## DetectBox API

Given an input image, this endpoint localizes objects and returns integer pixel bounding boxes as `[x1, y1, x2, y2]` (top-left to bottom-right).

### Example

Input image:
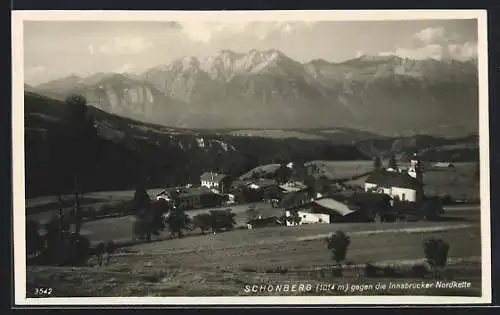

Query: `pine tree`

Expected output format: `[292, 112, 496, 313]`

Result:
[48, 94, 101, 236]
[373, 155, 382, 170]
[388, 154, 398, 170]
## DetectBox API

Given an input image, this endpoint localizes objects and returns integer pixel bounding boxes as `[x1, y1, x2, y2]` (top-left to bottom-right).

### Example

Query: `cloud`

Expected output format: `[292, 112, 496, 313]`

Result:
[381, 26, 477, 61]
[26, 65, 46, 75]
[179, 21, 315, 43]
[92, 36, 153, 55]
[24, 65, 47, 85]
[355, 50, 365, 58]
[112, 63, 135, 73]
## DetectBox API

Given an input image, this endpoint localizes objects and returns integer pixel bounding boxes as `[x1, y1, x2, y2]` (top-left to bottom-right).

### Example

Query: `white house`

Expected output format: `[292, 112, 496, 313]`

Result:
[285, 210, 330, 226]
[364, 170, 423, 203]
[200, 172, 229, 192]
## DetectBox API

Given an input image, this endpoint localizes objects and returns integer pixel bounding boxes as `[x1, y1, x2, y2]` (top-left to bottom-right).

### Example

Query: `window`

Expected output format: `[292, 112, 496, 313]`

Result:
[402, 193, 406, 201]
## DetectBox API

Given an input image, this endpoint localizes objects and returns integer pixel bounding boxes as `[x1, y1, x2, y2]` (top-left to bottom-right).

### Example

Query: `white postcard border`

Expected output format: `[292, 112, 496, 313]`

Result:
[11, 9, 491, 306]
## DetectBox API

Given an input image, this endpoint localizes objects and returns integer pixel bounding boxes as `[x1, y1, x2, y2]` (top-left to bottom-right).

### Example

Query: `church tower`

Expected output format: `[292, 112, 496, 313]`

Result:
[407, 152, 423, 183]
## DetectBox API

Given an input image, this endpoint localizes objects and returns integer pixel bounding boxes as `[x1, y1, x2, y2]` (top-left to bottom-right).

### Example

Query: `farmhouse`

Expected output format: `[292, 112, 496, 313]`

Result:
[283, 193, 372, 225]
[364, 170, 424, 203]
[285, 211, 331, 226]
[169, 186, 227, 210]
[200, 172, 232, 193]
[365, 154, 423, 203]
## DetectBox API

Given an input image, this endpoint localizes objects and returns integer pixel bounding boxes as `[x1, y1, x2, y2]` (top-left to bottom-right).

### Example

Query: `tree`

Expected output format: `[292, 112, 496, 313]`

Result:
[211, 209, 236, 232]
[325, 231, 351, 276]
[317, 175, 331, 195]
[285, 211, 302, 226]
[47, 94, 101, 237]
[388, 154, 398, 170]
[165, 208, 191, 239]
[26, 219, 44, 257]
[291, 162, 308, 182]
[304, 175, 317, 197]
[423, 237, 450, 279]
[275, 164, 293, 184]
[192, 213, 213, 234]
[373, 155, 382, 170]
[133, 185, 151, 213]
[133, 199, 170, 242]
[421, 198, 444, 220]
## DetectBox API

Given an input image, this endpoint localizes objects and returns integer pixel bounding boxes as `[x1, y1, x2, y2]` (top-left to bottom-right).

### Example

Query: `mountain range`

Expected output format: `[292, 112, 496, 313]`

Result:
[27, 49, 479, 137]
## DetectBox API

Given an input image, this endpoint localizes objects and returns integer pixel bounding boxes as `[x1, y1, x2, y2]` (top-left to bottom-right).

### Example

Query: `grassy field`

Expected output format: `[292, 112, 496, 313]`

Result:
[340, 162, 479, 201]
[26, 209, 482, 297]
[423, 163, 479, 200]
[31, 201, 280, 243]
[306, 160, 374, 180]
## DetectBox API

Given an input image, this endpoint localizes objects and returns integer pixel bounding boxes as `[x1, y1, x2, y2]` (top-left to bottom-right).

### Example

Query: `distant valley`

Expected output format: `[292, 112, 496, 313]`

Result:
[24, 88, 479, 198]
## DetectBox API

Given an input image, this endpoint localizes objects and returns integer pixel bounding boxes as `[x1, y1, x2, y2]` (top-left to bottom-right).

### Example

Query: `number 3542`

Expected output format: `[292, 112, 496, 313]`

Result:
[34, 288, 53, 296]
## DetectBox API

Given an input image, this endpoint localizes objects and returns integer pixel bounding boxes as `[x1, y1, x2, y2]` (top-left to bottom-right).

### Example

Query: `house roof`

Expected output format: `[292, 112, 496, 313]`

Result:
[200, 172, 227, 182]
[280, 181, 307, 192]
[250, 178, 278, 188]
[366, 170, 422, 190]
[313, 198, 356, 217]
[279, 190, 311, 209]
[347, 192, 393, 207]
[169, 186, 220, 198]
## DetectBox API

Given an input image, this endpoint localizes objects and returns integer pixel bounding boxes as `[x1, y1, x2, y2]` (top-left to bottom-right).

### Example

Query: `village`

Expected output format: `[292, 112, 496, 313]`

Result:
[151, 153, 446, 234]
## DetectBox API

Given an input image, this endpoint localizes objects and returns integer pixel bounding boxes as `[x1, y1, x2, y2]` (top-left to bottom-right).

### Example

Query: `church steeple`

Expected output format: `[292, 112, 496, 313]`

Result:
[407, 152, 423, 183]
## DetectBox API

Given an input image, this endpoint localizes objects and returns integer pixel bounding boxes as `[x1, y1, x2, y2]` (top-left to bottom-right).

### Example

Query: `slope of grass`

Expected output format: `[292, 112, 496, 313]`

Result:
[26, 226, 481, 297]
[26, 210, 481, 297]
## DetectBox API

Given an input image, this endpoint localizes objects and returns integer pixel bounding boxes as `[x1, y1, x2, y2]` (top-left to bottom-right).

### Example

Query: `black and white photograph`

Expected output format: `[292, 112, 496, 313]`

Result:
[12, 10, 490, 305]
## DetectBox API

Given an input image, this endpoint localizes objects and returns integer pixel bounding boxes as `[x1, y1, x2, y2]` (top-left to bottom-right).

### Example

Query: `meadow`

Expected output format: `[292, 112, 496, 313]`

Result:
[306, 160, 374, 180]
[323, 161, 480, 202]
[26, 208, 481, 297]
[423, 163, 479, 201]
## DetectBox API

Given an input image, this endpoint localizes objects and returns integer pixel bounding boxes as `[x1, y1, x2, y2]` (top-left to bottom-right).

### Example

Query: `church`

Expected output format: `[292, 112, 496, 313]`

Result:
[364, 154, 424, 204]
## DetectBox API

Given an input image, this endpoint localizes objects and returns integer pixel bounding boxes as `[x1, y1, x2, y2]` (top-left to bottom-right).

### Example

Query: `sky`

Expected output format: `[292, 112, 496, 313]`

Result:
[23, 19, 478, 86]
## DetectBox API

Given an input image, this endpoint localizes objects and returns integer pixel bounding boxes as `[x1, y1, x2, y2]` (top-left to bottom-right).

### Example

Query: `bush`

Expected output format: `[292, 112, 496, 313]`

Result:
[410, 263, 429, 278]
[363, 262, 382, 278]
[325, 231, 351, 266]
[209, 210, 236, 232]
[40, 231, 91, 266]
[423, 237, 450, 279]
[64, 234, 91, 266]
[423, 237, 450, 268]
[192, 213, 213, 234]
[441, 195, 454, 205]
[382, 266, 399, 277]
